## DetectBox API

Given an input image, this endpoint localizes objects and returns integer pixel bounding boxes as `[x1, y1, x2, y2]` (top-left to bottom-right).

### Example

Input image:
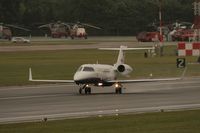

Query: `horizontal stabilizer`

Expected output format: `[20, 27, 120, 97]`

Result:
[99, 45, 154, 65]
[99, 46, 154, 51]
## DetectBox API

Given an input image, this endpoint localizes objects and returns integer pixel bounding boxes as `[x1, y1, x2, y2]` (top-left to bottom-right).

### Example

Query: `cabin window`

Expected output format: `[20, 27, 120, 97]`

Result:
[83, 67, 94, 72]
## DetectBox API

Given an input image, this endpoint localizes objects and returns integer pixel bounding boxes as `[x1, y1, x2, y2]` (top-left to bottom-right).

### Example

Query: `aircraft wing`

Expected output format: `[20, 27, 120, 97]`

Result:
[107, 77, 181, 84]
[108, 67, 187, 83]
[29, 68, 74, 83]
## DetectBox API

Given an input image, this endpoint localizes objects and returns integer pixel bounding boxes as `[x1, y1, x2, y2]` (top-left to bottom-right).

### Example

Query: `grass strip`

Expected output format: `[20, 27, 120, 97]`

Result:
[0, 46, 199, 86]
[0, 109, 200, 133]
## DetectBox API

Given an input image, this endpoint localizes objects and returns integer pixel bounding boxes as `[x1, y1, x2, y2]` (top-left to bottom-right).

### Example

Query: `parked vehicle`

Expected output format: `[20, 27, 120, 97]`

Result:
[172, 29, 196, 41]
[136, 31, 162, 42]
[11, 37, 30, 43]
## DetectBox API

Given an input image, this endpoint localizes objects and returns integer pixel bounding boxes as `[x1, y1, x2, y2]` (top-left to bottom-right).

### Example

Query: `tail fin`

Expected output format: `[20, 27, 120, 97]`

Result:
[99, 45, 127, 65]
[116, 46, 127, 65]
[99, 45, 155, 65]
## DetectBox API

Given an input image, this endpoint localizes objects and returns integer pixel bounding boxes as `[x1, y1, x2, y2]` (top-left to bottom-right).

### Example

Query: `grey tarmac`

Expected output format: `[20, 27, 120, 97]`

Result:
[0, 77, 200, 124]
[0, 36, 176, 52]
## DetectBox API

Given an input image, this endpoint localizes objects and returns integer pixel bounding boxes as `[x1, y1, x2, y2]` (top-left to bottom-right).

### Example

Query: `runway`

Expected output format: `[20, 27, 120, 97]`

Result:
[0, 77, 200, 123]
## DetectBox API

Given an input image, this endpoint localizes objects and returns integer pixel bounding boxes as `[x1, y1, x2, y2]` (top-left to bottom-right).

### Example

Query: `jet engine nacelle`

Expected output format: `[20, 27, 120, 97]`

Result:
[116, 64, 133, 75]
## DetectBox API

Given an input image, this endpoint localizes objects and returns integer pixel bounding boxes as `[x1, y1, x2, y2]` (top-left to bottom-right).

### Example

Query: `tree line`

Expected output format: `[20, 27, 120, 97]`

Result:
[0, 0, 194, 36]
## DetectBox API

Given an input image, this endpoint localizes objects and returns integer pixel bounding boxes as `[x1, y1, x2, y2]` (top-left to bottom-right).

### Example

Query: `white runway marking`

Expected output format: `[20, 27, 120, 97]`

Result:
[1, 103, 200, 124]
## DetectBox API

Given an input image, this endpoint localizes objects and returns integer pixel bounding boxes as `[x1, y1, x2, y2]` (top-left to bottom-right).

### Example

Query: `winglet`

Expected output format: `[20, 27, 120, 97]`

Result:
[29, 68, 32, 81]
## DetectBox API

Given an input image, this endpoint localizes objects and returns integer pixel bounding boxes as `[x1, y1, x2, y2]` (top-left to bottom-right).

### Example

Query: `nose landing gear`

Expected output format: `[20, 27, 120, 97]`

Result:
[78, 83, 124, 95]
[79, 84, 91, 94]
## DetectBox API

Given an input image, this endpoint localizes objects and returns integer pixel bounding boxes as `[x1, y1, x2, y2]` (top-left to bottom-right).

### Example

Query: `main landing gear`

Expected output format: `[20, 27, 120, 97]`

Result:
[115, 83, 122, 94]
[78, 83, 123, 95]
[79, 84, 91, 94]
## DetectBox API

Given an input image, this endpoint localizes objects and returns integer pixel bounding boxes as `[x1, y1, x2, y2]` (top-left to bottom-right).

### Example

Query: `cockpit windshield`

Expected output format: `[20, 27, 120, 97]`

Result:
[77, 67, 83, 72]
[83, 67, 95, 72]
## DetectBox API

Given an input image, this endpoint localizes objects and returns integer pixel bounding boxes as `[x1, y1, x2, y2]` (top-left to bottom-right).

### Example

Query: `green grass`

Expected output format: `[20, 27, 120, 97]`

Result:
[0, 110, 200, 133]
[0, 46, 199, 86]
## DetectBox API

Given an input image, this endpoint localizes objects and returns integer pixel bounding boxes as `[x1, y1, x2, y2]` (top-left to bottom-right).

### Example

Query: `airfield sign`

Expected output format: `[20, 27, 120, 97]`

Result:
[177, 58, 186, 68]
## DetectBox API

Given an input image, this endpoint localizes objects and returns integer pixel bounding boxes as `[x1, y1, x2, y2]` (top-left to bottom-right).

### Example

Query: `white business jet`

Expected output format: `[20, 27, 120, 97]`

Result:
[29, 46, 183, 94]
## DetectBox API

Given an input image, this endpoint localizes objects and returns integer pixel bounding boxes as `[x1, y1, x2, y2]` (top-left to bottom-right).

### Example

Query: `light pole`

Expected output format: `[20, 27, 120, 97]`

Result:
[159, 0, 163, 43]
[158, 0, 164, 56]
[193, 0, 200, 41]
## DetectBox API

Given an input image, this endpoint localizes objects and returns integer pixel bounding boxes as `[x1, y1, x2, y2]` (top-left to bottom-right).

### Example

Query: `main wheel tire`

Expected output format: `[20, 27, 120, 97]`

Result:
[115, 88, 122, 94]
[118, 88, 122, 94]
[85, 87, 91, 94]
[115, 88, 119, 94]
[88, 87, 91, 94]
[79, 88, 82, 94]
[85, 88, 88, 94]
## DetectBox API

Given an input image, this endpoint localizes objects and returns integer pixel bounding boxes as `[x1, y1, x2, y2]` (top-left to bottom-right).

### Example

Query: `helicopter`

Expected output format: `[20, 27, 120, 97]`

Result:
[68, 22, 101, 39]
[39, 21, 101, 39]
[0, 23, 30, 40]
[38, 21, 70, 38]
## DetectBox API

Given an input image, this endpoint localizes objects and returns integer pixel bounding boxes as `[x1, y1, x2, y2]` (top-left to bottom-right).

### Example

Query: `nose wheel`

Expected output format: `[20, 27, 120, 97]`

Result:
[79, 85, 91, 94]
[85, 87, 91, 94]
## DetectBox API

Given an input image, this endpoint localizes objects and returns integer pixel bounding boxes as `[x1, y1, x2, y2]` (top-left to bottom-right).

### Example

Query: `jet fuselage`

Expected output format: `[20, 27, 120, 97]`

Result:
[74, 64, 118, 86]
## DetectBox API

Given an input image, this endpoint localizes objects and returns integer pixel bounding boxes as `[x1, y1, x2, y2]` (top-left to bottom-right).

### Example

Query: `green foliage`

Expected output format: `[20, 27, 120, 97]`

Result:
[0, 0, 194, 35]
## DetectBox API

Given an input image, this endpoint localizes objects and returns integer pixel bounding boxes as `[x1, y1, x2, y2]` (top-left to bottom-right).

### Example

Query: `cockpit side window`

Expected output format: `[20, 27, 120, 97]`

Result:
[83, 67, 94, 72]
[77, 67, 83, 72]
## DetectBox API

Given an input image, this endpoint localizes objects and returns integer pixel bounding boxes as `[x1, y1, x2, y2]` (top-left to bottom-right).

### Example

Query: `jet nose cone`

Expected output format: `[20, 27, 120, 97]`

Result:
[73, 72, 79, 81]
[74, 72, 82, 85]
[130, 67, 133, 72]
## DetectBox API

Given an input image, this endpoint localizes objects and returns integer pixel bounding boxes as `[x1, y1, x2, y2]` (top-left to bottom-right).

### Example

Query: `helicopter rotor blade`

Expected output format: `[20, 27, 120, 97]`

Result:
[38, 22, 71, 29]
[38, 24, 51, 28]
[82, 23, 101, 30]
[61, 23, 71, 29]
[5, 24, 30, 31]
